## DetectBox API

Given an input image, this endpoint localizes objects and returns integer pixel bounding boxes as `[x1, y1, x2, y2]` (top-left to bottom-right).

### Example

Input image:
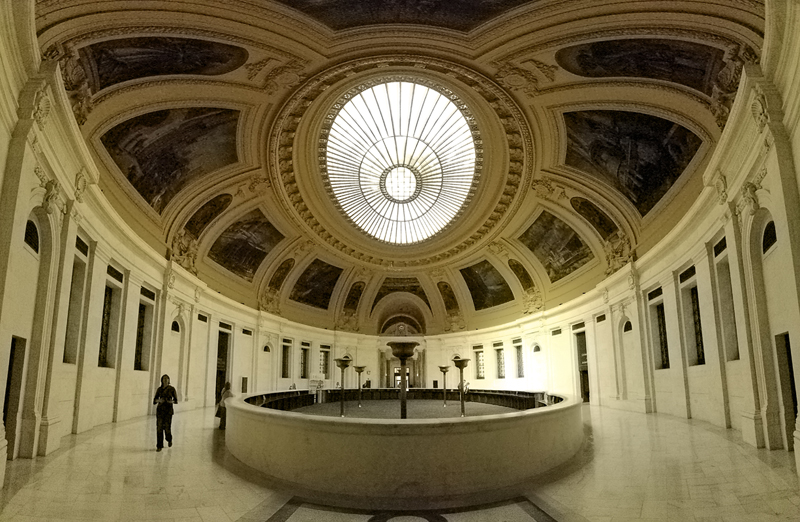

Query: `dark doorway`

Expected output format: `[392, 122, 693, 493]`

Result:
[775, 333, 797, 449]
[4, 337, 26, 460]
[393, 367, 410, 388]
[576, 331, 589, 402]
[215, 331, 229, 404]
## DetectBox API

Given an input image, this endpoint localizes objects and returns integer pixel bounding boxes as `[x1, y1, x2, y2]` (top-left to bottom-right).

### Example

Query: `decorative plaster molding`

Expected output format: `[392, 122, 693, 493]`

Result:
[170, 229, 198, 275]
[270, 55, 531, 267]
[34, 165, 48, 187]
[713, 170, 728, 204]
[521, 287, 544, 314]
[531, 177, 568, 201]
[33, 88, 52, 130]
[604, 231, 634, 276]
[74, 168, 90, 203]
[751, 89, 769, 133]
[42, 179, 61, 214]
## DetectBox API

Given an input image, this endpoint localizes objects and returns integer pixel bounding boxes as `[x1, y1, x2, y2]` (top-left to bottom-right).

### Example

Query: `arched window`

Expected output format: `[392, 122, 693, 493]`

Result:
[171, 321, 180, 332]
[24, 220, 39, 253]
[532, 344, 541, 352]
[762, 221, 777, 254]
[623, 321, 633, 332]
[263, 345, 271, 352]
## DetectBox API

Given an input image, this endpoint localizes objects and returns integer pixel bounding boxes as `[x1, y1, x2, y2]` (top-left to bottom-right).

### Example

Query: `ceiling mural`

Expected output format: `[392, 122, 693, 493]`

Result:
[36, 0, 763, 333]
[344, 282, 365, 313]
[570, 197, 619, 240]
[437, 281, 460, 315]
[508, 259, 535, 292]
[185, 194, 233, 238]
[101, 108, 239, 214]
[268, 258, 295, 292]
[371, 278, 432, 311]
[78, 37, 249, 93]
[460, 260, 514, 311]
[555, 39, 726, 95]
[563, 110, 703, 216]
[518, 211, 594, 283]
[275, 0, 532, 31]
[289, 259, 344, 309]
[207, 209, 285, 282]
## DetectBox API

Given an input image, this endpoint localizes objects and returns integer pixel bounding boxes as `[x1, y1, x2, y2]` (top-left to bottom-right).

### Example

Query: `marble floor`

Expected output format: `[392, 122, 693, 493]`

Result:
[0, 405, 797, 521]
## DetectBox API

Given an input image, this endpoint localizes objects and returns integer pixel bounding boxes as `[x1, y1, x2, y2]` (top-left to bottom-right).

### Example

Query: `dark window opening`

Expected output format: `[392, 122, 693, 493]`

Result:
[24, 221, 39, 253]
[763, 221, 777, 253]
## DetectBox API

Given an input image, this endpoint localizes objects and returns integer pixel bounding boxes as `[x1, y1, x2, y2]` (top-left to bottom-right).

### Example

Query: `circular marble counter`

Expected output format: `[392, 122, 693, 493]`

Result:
[225, 392, 583, 509]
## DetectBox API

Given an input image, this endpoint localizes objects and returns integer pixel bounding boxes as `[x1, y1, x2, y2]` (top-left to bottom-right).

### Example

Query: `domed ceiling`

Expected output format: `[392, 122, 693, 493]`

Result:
[35, 0, 764, 334]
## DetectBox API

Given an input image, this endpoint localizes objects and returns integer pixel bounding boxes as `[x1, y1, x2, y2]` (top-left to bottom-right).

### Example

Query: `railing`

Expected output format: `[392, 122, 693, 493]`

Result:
[244, 388, 562, 412]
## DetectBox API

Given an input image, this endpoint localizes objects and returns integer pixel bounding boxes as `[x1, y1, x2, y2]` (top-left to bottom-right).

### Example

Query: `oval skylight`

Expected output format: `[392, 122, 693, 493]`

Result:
[321, 80, 480, 244]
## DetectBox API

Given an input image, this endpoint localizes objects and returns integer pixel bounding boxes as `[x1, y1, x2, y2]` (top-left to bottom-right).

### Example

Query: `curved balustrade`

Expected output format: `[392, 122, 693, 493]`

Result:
[245, 388, 563, 412]
[228, 389, 584, 509]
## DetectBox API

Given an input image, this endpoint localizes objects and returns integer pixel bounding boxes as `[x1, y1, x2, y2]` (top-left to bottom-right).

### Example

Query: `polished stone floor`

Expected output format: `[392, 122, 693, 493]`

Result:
[0, 404, 797, 521]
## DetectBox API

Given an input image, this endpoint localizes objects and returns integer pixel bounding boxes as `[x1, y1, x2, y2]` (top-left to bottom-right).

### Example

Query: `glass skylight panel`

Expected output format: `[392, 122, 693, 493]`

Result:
[322, 80, 479, 244]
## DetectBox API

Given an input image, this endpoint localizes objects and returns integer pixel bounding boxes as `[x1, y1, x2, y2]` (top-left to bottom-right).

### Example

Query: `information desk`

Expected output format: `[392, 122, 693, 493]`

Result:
[226, 390, 583, 509]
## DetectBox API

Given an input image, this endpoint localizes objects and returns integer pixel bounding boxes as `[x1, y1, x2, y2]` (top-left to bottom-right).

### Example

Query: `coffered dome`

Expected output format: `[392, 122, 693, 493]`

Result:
[36, 0, 764, 334]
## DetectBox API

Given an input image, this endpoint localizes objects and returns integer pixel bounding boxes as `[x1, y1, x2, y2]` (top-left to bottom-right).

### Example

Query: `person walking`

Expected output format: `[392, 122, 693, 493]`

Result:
[153, 374, 178, 451]
[216, 382, 234, 430]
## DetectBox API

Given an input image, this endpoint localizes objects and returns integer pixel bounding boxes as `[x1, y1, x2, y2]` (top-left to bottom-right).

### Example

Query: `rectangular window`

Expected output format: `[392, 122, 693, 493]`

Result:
[300, 342, 310, 379]
[134, 303, 146, 370]
[496, 348, 505, 379]
[653, 302, 669, 369]
[319, 344, 331, 379]
[514, 338, 523, 378]
[63, 255, 87, 364]
[473, 344, 485, 379]
[98, 285, 115, 368]
[714, 255, 740, 361]
[281, 338, 292, 378]
[689, 286, 705, 365]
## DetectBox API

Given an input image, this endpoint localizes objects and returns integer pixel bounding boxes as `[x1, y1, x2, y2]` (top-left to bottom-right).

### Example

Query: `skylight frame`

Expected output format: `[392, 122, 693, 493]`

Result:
[320, 77, 482, 245]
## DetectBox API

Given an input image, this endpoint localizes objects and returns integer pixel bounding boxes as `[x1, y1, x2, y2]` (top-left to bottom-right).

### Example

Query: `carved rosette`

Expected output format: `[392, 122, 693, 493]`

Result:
[269, 55, 532, 268]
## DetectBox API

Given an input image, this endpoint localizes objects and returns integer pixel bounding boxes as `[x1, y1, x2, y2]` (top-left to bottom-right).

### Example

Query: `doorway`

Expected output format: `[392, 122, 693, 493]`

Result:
[775, 333, 797, 450]
[215, 331, 229, 404]
[576, 331, 589, 402]
[393, 367, 410, 388]
[4, 337, 26, 460]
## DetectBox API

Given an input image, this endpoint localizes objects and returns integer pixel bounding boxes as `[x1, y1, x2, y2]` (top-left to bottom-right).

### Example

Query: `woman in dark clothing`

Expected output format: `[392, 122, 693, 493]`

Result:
[153, 374, 178, 451]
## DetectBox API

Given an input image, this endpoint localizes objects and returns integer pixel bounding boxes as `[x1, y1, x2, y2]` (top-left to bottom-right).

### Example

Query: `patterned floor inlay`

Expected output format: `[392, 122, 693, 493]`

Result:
[264, 496, 557, 522]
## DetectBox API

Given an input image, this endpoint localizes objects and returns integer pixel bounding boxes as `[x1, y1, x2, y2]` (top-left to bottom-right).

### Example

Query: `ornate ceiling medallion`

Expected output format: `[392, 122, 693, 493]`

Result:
[321, 79, 480, 244]
[270, 55, 531, 268]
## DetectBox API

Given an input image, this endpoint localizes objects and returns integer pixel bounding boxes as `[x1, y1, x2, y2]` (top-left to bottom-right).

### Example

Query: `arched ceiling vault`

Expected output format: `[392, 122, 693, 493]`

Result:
[35, 0, 765, 334]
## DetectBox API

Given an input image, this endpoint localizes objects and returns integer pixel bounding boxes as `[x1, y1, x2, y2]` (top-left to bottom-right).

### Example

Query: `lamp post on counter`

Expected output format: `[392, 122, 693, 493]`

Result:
[334, 356, 352, 417]
[353, 365, 366, 407]
[438, 365, 450, 407]
[387, 341, 419, 419]
[452, 355, 470, 418]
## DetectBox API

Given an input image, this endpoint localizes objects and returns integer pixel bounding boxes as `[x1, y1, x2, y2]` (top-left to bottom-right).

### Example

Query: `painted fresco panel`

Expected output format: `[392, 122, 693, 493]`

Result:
[555, 39, 725, 95]
[518, 211, 595, 283]
[79, 37, 248, 92]
[564, 110, 702, 216]
[101, 108, 239, 214]
[343, 282, 365, 312]
[371, 278, 431, 311]
[460, 260, 514, 311]
[276, 0, 530, 31]
[268, 259, 295, 291]
[508, 259, 535, 291]
[437, 281, 460, 313]
[207, 209, 285, 282]
[185, 194, 232, 238]
[570, 197, 618, 240]
[290, 259, 344, 309]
